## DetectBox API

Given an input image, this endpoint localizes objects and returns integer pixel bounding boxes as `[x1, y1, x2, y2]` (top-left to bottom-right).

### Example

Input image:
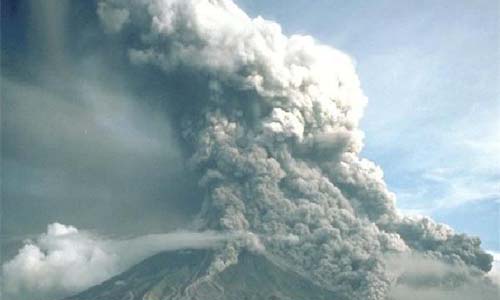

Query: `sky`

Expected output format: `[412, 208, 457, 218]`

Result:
[235, 0, 500, 251]
[1, 0, 204, 259]
[1, 0, 497, 257]
[1, 1, 499, 299]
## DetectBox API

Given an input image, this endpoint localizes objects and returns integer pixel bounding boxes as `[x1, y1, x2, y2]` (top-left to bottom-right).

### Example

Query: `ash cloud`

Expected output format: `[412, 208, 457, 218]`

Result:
[94, 0, 495, 299]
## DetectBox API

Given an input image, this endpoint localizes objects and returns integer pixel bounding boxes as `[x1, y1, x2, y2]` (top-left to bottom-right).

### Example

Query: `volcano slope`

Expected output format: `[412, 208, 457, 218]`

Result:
[63, 249, 339, 300]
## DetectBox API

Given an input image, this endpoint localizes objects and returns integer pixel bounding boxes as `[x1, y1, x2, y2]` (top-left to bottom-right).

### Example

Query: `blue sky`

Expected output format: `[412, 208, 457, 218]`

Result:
[236, 0, 499, 251]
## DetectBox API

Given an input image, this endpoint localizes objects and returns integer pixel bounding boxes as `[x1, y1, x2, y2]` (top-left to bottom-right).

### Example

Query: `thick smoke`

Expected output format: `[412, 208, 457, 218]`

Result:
[2, 223, 233, 300]
[93, 0, 494, 299]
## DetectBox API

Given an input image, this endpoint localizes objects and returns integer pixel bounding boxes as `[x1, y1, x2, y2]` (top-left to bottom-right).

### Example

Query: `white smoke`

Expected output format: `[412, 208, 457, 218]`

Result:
[94, 0, 494, 299]
[386, 252, 499, 300]
[1, 223, 233, 300]
[487, 251, 500, 285]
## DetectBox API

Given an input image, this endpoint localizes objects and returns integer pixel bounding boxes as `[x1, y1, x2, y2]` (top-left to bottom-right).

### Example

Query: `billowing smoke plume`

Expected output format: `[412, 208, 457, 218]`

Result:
[2, 223, 234, 300]
[94, 0, 494, 299]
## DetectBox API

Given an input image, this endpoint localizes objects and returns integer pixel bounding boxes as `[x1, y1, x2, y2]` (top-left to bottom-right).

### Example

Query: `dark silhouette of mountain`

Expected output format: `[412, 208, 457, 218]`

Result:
[63, 249, 338, 300]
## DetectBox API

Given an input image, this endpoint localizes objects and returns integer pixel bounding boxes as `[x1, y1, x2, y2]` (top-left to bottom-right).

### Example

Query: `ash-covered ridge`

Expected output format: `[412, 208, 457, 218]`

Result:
[63, 249, 339, 300]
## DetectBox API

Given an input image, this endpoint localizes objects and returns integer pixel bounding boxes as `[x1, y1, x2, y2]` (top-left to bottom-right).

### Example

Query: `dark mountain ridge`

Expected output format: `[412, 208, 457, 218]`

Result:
[63, 249, 339, 300]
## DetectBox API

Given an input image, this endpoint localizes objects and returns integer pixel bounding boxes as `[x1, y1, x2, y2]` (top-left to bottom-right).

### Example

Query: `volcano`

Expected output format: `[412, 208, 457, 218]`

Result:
[63, 249, 338, 300]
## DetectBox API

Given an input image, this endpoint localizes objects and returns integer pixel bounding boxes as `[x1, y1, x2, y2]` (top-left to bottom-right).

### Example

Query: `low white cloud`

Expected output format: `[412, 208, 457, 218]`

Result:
[2, 223, 233, 300]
